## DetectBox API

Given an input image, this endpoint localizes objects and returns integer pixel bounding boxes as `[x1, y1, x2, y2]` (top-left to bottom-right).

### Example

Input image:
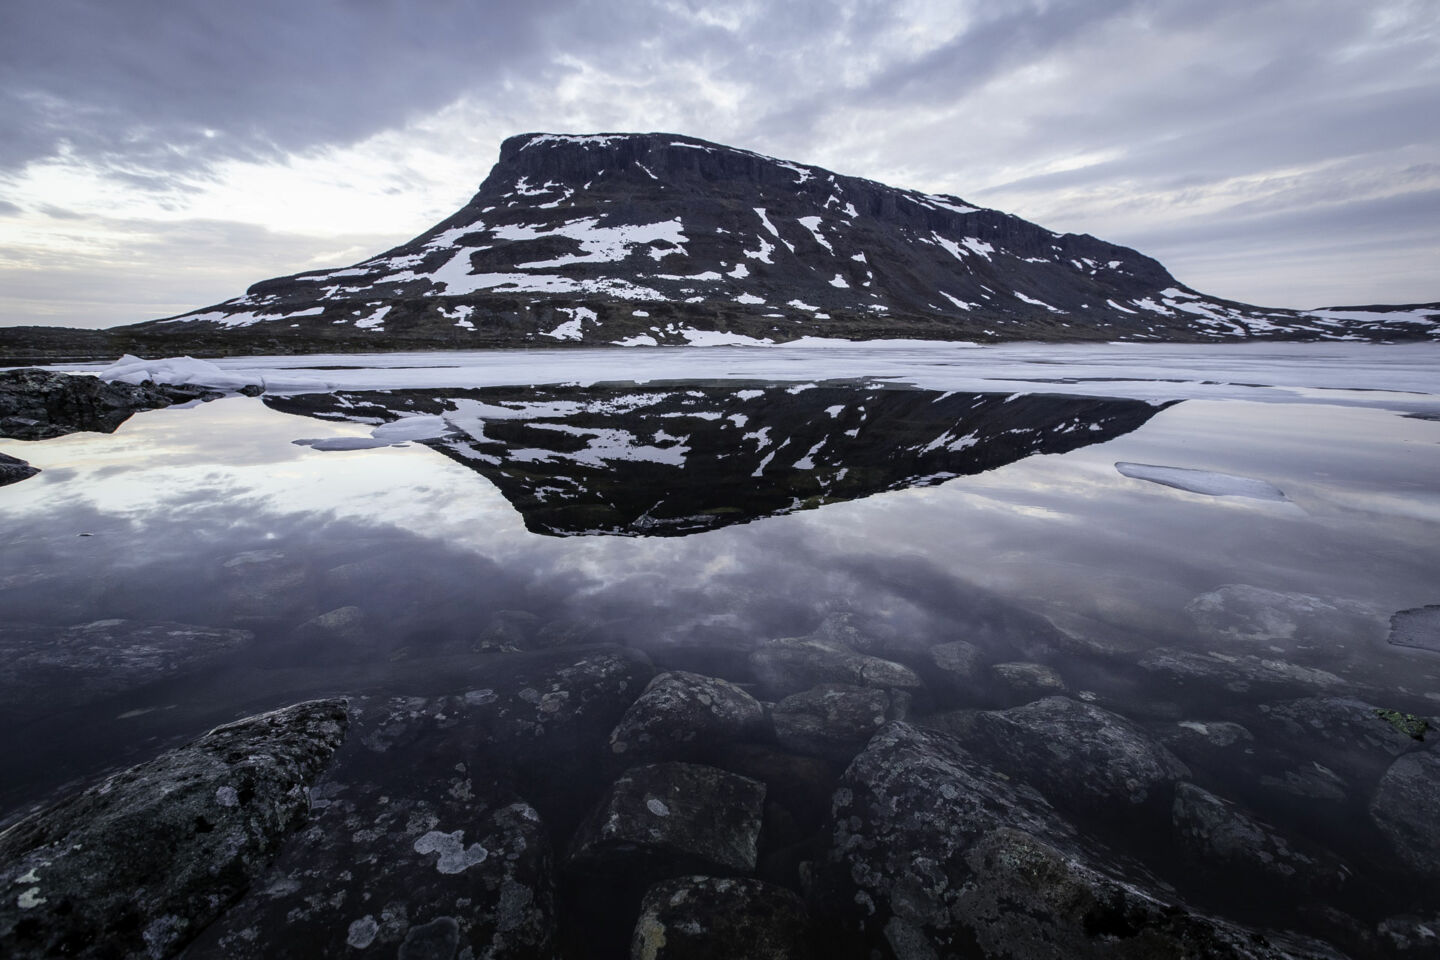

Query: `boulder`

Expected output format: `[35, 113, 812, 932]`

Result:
[184, 765, 554, 959]
[771, 683, 901, 762]
[1260, 697, 1430, 759]
[568, 762, 767, 879]
[0, 451, 38, 487]
[608, 671, 767, 762]
[1369, 751, 1440, 878]
[0, 699, 348, 959]
[960, 696, 1189, 812]
[631, 876, 811, 960]
[749, 636, 923, 700]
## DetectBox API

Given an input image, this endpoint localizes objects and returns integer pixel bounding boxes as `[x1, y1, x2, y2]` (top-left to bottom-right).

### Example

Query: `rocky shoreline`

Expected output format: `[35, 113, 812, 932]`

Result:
[2, 625, 1436, 959]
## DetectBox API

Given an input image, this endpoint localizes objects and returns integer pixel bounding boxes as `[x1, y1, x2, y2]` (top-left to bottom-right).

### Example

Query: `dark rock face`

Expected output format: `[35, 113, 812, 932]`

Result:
[771, 683, 903, 762]
[0, 619, 253, 721]
[608, 671, 767, 762]
[819, 722, 1343, 959]
[0, 367, 217, 440]
[266, 383, 1172, 537]
[0, 699, 348, 959]
[0, 451, 38, 487]
[630, 876, 811, 960]
[568, 762, 767, 879]
[1369, 751, 1440, 878]
[114, 131, 1439, 350]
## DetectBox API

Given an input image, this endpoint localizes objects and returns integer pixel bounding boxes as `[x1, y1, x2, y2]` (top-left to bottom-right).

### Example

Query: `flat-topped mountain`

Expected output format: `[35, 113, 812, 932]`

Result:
[5, 132, 1437, 358]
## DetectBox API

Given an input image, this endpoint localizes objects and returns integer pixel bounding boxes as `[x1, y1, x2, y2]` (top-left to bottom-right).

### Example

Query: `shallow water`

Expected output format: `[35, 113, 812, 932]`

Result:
[3, 342, 1439, 953]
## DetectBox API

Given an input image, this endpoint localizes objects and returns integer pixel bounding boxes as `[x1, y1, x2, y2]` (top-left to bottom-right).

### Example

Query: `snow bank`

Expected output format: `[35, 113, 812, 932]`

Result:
[98, 355, 260, 391]
[1115, 462, 1287, 501]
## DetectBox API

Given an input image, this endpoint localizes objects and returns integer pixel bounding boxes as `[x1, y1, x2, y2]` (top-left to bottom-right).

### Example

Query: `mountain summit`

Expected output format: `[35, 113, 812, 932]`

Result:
[119, 132, 1438, 349]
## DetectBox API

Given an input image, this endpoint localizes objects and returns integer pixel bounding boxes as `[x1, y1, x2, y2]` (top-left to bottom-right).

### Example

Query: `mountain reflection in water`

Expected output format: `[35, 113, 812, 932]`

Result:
[267, 384, 1171, 536]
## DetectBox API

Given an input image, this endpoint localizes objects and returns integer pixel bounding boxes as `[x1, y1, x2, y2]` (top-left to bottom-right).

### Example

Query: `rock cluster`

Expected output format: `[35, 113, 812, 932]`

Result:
[0, 367, 221, 442]
[2, 612, 1435, 959]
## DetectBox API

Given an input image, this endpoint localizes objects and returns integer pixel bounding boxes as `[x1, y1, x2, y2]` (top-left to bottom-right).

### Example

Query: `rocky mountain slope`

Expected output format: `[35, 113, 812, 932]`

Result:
[6, 132, 1438, 357]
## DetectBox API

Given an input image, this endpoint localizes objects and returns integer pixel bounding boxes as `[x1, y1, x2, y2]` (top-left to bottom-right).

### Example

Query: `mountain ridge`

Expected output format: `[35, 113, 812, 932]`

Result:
[2, 131, 1437, 359]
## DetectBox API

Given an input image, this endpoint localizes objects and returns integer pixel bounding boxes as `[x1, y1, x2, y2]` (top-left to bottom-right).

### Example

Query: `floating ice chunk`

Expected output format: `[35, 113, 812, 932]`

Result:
[295, 414, 454, 450]
[98, 354, 260, 391]
[293, 436, 394, 451]
[1116, 462, 1287, 501]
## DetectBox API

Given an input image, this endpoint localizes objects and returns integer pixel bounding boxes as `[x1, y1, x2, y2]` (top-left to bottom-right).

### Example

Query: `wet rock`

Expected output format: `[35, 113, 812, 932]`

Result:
[1171, 782, 1348, 890]
[1166, 719, 1256, 751]
[608, 671, 767, 762]
[748, 636, 923, 700]
[1261, 697, 1430, 760]
[1389, 605, 1440, 654]
[479, 609, 541, 650]
[1369, 751, 1440, 877]
[0, 451, 38, 487]
[820, 722, 1345, 959]
[568, 762, 767, 879]
[1138, 648, 1346, 695]
[185, 761, 554, 959]
[0, 699, 348, 959]
[0, 367, 215, 440]
[631, 876, 811, 960]
[1376, 914, 1440, 956]
[0, 618, 252, 720]
[989, 660, 1066, 698]
[960, 696, 1189, 812]
[953, 826, 1350, 960]
[771, 683, 901, 762]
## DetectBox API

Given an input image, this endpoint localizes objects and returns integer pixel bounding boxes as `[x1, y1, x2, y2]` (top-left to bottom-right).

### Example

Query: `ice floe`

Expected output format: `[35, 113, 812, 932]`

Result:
[1115, 462, 1288, 501]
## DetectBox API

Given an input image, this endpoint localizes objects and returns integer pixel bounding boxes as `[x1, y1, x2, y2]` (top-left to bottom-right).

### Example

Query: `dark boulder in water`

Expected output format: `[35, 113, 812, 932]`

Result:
[631, 875, 812, 960]
[0, 698, 348, 959]
[0, 451, 38, 487]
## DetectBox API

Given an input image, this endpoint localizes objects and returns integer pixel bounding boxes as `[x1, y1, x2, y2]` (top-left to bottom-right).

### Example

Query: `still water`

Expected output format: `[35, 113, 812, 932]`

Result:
[2, 342, 1438, 953]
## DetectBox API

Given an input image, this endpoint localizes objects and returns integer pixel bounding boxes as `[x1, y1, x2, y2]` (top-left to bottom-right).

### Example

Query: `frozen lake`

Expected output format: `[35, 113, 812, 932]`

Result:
[3, 340, 1439, 957]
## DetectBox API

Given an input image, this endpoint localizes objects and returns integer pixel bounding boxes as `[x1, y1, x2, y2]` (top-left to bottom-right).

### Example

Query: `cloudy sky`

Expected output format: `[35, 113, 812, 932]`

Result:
[1, 0, 1436, 329]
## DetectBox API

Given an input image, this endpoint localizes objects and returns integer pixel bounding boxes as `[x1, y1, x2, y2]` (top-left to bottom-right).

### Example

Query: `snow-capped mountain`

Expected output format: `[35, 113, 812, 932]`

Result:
[119, 132, 1438, 348]
[266, 383, 1169, 536]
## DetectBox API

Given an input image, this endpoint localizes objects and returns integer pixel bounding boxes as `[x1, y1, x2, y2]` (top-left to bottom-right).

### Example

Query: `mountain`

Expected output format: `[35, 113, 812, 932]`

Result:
[266, 383, 1170, 536]
[5, 132, 1437, 359]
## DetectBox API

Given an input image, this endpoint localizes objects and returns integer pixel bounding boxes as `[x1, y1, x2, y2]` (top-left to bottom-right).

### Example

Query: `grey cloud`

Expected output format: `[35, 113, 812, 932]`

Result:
[0, 200, 20, 215]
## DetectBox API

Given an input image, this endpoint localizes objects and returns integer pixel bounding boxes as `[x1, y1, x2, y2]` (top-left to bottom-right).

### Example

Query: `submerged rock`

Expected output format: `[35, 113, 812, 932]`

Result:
[989, 660, 1066, 697]
[1138, 648, 1346, 694]
[0, 619, 253, 720]
[1369, 751, 1440, 878]
[771, 683, 901, 762]
[0, 699, 348, 960]
[749, 636, 923, 700]
[820, 722, 1333, 959]
[1171, 782, 1347, 890]
[631, 876, 811, 960]
[568, 762, 767, 879]
[0, 451, 38, 487]
[608, 671, 767, 762]
[958, 696, 1189, 812]
[0, 367, 219, 440]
